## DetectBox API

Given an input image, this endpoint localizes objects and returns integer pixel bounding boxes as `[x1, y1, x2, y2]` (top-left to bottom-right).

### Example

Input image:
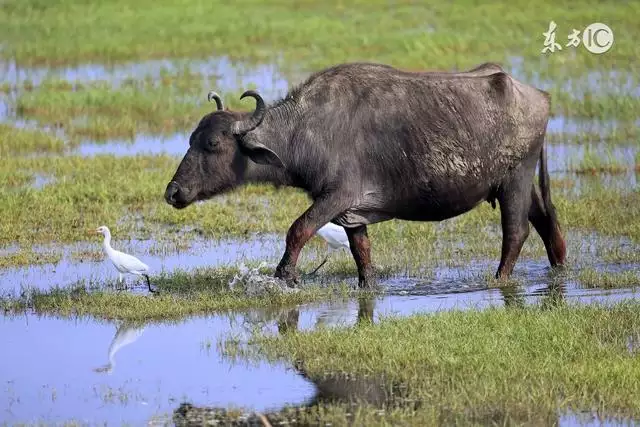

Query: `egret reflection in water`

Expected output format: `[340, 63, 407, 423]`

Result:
[93, 321, 146, 374]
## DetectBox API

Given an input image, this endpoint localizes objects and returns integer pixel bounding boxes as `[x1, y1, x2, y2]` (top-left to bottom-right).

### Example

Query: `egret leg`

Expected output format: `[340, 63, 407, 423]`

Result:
[309, 255, 330, 276]
[116, 273, 124, 291]
[143, 274, 157, 294]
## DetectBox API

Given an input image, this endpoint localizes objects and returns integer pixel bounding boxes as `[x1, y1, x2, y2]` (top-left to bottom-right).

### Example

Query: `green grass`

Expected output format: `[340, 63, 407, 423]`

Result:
[578, 269, 640, 289]
[566, 145, 634, 174]
[216, 301, 640, 425]
[0, 266, 354, 321]
[1, 0, 638, 72]
[1, 1, 639, 140]
[1, 3, 639, 425]
[0, 248, 62, 268]
[551, 92, 640, 121]
[0, 124, 68, 155]
[555, 188, 640, 241]
[547, 126, 640, 146]
[13, 77, 257, 141]
[8, 72, 640, 140]
[0, 0, 637, 269]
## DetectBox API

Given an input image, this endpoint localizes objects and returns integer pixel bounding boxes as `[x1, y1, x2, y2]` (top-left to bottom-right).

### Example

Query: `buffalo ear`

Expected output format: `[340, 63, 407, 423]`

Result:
[237, 135, 285, 168]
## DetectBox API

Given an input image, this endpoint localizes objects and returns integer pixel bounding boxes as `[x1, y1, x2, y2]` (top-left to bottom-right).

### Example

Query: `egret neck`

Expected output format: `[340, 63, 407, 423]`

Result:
[101, 228, 115, 257]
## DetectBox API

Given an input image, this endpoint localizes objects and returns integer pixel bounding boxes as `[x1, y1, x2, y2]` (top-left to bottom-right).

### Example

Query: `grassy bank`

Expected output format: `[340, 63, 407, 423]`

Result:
[0, 266, 353, 321]
[215, 301, 640, 425]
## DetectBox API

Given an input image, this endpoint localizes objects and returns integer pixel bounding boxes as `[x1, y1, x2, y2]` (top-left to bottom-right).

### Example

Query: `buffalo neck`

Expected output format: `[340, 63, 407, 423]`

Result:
[242, 102, 301, 189]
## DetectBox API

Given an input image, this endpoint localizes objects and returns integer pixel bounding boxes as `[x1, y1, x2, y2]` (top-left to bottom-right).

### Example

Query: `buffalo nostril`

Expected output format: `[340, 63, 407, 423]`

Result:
[164, 182, 180, 204]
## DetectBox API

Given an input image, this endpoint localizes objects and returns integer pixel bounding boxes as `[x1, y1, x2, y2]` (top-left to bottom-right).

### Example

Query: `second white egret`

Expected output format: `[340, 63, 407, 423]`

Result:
[310, 222, 351, 275]
[94, 225, 156, 293]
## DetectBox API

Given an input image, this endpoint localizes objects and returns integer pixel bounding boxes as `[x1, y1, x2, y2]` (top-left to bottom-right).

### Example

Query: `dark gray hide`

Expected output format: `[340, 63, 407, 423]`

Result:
[165, 62, 566, 288]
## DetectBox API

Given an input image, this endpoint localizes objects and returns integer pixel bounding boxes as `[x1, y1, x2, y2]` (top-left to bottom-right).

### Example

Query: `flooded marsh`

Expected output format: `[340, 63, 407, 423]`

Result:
[1, 0, 640, 424]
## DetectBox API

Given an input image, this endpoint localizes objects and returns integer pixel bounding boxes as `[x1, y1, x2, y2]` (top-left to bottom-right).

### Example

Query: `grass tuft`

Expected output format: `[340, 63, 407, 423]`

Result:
[578, 269, 640, 289]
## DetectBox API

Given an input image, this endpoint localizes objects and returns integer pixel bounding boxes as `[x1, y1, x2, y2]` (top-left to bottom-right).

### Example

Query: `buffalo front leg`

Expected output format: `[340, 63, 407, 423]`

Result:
[275, 197, 348, 286]
[345, 225, 377, 289]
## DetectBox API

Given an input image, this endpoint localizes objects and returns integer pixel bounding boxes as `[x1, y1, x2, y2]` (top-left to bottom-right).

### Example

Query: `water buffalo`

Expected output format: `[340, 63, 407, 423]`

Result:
[164, 62, 566, 288]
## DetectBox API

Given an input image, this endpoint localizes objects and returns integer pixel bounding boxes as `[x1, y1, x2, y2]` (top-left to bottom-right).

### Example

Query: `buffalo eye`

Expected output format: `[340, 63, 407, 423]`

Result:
[206, 134, 219, 151]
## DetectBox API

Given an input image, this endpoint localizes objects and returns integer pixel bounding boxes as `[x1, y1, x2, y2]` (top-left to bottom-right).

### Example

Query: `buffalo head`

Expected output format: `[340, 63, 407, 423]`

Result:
[164, 90, 284, 209]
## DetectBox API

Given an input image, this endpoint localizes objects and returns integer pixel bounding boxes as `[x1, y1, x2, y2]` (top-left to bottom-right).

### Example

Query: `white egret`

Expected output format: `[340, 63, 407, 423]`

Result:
[93, 225, 156, 293]
[310, 222, 351, 275]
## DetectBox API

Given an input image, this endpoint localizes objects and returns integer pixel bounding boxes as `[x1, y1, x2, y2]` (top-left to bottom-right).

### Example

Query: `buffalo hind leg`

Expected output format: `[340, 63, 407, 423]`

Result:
[275, 196, 349, 286]
[528, 186, 566, 268]
[345, 225, 377, 289]
[496, 173, 533, 279]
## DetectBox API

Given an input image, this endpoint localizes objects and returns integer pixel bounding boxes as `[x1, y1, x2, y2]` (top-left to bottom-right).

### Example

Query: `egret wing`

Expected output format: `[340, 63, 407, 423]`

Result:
[112, 250, 149, 272]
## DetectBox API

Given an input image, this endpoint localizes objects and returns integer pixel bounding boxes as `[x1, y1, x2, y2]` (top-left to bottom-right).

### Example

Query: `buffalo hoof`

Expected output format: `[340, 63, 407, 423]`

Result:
[275, 265, 299, 288]
[357, 269, 379, 290]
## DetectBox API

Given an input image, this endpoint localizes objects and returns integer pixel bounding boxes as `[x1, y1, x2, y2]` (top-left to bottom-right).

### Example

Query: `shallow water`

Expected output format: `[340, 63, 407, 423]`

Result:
[0, 234, 284, 294]
[2, 230, 640, 424]
[546, 116, 637, 136]
[2, 276, 640, 425]
[2, 226, 638, 295]
[560, 411, 640, 427]
[0, 314, 315, 425]
[31, 173, 55, 189]
[74, 132, 191, 158]
[508, 56, 640, 100]
[555, 172, 638, 198]
[0, 56, 292, 102]
[547, 143, 638, 173]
